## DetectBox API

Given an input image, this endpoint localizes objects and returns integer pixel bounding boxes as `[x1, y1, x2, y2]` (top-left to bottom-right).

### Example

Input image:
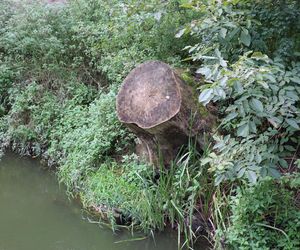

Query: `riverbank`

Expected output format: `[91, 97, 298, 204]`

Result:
[2, 152, 202, 250]
[0, 1, 299, 249]
[0, 1, 212, 248]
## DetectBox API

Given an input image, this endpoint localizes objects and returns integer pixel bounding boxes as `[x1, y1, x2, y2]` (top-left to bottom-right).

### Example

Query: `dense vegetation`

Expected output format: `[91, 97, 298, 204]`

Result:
[0, 0, 299, 249]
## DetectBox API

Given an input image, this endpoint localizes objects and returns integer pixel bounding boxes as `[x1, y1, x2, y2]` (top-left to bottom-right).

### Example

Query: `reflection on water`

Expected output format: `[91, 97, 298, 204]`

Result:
[0, 152, 209, 250]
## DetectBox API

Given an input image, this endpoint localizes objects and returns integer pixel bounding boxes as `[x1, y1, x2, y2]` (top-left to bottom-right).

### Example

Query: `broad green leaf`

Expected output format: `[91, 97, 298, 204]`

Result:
[264, 74, 276, 83]
[255, 154, 262, 163]
[260, 167, 268, 178]
[240, 28, 251, 47]
[196, 67, 211, 78]
[219, 76, 228, 87]
[215, 174, 225, 186]
[227, 27, 240, 40]
[217, 165, 225, 171]
[267, 116, 282, 128]
[179, 1, 194, 8]
[291, 76, 300, 84]
[237, 123, 249, 137]
[214, 87, 226, 99]
[213, 140, 225, 150]
[237, 168, 246, 178]
[248, 165, 259, 171]
[219, 58, 227, 67]
[233, 81, 244, 93]
[246, 19, 251, 29]
[286, 91, 299, 101]
[268, 168, 281, 179]
[285, 145, 296, 152]
[215, 48, 222, 58]
[224, 112, 238, 122]
[199, 88, 213, 105]
[249, 121, 257, 133]
[200, 158, 211, 166]
[243, 100, 250, 113]
[258, 81, 270, 89]
[251, 52, 269, 62]
[286, 118, 300, 129]
[247, 170, 257, 184]
[250, 98, 264, 112]
[279, 159, 288, 168]
[238, 104, 246, 117]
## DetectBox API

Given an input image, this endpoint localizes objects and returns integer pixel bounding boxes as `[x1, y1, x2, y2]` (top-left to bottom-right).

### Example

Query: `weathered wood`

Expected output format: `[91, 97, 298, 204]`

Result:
[116, 61, 215, 166]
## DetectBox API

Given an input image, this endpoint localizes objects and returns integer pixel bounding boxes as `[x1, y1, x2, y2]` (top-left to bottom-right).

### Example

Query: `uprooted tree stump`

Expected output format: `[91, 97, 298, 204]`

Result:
[116, 61, 215, 166]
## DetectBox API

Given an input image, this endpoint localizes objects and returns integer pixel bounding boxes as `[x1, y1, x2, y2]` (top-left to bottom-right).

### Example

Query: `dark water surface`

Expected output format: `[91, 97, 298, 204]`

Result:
[0, 153, 209, 250]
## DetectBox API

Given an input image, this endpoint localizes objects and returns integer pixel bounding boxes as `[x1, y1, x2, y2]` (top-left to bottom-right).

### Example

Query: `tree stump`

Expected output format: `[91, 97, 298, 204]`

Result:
[116, 61, 215, 166]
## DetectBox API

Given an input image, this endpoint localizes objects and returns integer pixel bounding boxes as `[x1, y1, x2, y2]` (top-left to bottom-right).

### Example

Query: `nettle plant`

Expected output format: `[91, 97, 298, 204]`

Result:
[199, 52, 300, 184]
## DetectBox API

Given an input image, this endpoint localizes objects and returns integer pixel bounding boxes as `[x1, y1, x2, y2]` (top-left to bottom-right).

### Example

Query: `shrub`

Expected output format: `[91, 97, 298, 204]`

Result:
[177, 0, 300, 185]
[55, 89, 133, 191]
[67, 0, 196, 83]
[179, 0, 300, 63]
[200, 55, 300, 184]
[226, 177, 300, 249]
[0, 65, 15, 116]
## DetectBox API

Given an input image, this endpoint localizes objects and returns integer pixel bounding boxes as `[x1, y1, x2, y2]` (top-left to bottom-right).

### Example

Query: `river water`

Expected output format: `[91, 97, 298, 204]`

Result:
[0, 152, 209, 250]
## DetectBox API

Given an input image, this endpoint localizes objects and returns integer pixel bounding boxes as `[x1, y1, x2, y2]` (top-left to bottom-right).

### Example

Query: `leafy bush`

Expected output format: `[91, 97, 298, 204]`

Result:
[0, 0, 194, 178]
[55, 89, 133, 191]
[0, 65, 15, 116]
[179, 0, 300, 63]
[0, 0, 192, 184]
[178, 0, 300, 185]
[179, 1, 300, 247]
[200, 54, 300, 184]
[67, 0, 196, 83]
[226, 177, 300, 249]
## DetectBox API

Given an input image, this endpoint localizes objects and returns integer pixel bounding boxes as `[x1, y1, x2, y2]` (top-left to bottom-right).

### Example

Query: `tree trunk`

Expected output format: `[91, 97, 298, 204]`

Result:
[116, 61, 215, 166]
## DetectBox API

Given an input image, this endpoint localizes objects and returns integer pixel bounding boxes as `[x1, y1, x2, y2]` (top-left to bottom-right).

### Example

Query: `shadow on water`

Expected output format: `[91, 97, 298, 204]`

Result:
[0, 152, 210, 250]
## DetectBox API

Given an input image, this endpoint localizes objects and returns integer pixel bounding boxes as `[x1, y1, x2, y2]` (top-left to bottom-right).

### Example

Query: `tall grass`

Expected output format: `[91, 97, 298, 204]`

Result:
[78, 136, 224, 249]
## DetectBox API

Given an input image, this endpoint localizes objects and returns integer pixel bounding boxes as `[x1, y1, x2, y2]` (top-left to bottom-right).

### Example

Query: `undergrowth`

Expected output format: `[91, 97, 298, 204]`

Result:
[81, 141, 217, 249]
[0, 0, 299, 249]
[226, 176, 300, 249]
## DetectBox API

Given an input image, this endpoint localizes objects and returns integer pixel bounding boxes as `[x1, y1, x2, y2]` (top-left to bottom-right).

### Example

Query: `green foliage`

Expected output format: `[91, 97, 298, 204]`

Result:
[55, 89, 133, 191]
[0, 65, 15, 116]
[0, 0, 299, 249]
[81, 143, 217, 248]
[0, 0, 194, 88]
[67, 0, 195, 83]
[0, 0, 192, 189]
[0, 1, 78, 84]
[0, 2, 196, 240]
[200, 54, 300, 184]
[179, 0, 300, 185]
[226, 177, 300, 249]
[148, 144, 216, 248]
[0, 0, 193, 173]
[81, 157, 155, 228]
[180, 1, 300, 247]
[180, 0, 300, 63]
